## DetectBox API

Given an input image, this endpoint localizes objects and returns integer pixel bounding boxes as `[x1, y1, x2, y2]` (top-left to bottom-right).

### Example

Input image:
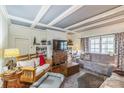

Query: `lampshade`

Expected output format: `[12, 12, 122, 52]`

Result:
[4, 48, 20, 58]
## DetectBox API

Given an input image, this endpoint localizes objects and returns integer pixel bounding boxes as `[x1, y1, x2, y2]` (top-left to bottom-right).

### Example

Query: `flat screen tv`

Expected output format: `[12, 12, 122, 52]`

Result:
[53, 40, 67, 51]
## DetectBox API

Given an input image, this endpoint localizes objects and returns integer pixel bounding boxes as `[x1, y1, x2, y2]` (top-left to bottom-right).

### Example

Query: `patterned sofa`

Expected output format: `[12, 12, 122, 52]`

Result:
[78, 53, 117, 76]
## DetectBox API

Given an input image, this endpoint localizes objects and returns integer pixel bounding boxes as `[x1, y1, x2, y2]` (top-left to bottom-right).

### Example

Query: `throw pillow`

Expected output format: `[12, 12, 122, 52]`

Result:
[39, 54, 45, 66]
[80, 54, 85, 60]
[83, 53, 91, 61]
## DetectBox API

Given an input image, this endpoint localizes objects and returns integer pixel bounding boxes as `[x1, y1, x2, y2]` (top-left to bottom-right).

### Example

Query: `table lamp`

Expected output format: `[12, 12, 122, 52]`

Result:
[4, 48, 20, 70]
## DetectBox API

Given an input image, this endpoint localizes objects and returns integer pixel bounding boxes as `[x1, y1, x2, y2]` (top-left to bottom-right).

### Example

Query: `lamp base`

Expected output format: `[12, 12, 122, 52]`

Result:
[6, 60, 16, 70]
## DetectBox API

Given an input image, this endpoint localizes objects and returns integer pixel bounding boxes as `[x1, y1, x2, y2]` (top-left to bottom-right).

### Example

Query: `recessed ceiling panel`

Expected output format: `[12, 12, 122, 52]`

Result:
[11, 19, 31, 27]
[39, 5, 71, 24]
[70, 8, 124, 30]
[77, 18, 124, 32]
[54, 5, 119, 28]
[6, 5, 41, 21]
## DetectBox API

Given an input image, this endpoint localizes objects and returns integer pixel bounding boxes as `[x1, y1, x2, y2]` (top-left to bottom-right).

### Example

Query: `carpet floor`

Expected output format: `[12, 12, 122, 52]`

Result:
[61, 68, 107, 88]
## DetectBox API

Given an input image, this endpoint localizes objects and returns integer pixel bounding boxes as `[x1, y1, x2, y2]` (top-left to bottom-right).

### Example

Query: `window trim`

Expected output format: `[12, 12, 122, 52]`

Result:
[89, 36, 100, 53]
[88, 34, 115, 54]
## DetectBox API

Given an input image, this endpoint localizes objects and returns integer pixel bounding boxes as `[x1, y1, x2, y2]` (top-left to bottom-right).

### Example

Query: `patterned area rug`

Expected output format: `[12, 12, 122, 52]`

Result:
[61, 68, 107, 88]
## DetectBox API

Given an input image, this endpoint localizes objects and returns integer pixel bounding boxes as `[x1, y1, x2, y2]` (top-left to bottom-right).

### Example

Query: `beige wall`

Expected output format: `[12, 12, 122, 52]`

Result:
[9, 24, 47, 54]
[9, 24, 67, 59]
[72, 22, 124, 50]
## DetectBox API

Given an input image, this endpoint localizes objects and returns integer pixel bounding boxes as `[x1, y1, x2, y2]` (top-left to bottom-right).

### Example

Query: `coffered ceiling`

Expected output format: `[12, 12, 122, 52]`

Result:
[1, 5, 124, 33]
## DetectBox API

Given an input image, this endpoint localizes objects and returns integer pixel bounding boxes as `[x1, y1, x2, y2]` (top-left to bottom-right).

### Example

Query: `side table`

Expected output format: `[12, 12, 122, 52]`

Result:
[1, 70, 23, 88]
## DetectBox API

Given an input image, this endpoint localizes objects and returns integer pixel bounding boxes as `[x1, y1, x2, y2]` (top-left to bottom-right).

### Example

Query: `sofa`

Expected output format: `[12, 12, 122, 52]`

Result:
[30, 72, 64, 88]
[78, 53, 117, 76]
[16, 54, 52, 83]
[100, 72, 124, 88]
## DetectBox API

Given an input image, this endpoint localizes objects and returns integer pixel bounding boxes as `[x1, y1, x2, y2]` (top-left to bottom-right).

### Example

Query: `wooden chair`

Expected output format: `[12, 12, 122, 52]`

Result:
[16, 54, 52, 83]
[16, 54, 36, 83]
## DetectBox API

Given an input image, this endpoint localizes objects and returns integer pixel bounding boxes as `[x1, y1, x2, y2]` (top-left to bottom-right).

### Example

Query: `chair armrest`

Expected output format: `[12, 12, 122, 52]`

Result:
[20, 67, 36, 83]
[0, 74, 3, 77]
[45, 59, 52, 66]
[21, 67, 36, 71]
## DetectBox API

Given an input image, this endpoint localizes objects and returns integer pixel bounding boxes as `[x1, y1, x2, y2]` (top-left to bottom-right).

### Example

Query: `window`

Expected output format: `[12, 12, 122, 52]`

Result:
[101, 35, 115, 54]
[89, 34, 115, 54]
[89, 37, 100, 53]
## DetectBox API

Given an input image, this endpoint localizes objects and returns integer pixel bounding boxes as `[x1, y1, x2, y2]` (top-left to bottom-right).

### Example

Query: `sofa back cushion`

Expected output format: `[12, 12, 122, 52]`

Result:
[90, 53, 116, 64]
[32, 58, 40, 67]
[91, 54, 100, 62]
[80, 53, 91, 61]
[17, 59, 34, 67]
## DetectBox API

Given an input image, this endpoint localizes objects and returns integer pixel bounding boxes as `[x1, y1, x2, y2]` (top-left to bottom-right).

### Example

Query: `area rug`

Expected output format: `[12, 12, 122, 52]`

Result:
[61, 68, 107, 88]
[78, 73, 105, 88]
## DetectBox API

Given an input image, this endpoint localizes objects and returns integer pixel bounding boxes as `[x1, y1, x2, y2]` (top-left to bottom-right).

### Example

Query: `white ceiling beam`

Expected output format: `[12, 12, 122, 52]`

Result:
[31, 5, 51, 28]
[8, 15, 33, 24]
[0, 5, 11, 24]
[48, 5, 83, 26]
[73, 15, 124, 32]
[37, 23, 70, 32]
[8, 15, 71, 32]
[65, 6, 124, 30]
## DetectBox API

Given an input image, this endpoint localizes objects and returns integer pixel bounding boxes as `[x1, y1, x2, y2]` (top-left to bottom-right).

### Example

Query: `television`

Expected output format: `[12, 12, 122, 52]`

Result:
[53, 40, 67, 51]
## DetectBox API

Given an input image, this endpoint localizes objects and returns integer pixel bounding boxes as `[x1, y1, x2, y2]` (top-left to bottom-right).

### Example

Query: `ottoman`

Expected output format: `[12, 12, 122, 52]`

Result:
[77, 73, 105, 88]
[30, 72, 64, 88]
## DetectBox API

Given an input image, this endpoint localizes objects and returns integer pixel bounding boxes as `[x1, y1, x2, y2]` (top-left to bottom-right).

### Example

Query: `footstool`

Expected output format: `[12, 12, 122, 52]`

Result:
[30, 72, 64, 88]
[77, 73, 104, 88]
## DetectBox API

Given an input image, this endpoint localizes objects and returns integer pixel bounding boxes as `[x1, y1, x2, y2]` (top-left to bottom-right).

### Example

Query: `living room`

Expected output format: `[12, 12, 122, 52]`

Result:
[0, 4, 124, 88]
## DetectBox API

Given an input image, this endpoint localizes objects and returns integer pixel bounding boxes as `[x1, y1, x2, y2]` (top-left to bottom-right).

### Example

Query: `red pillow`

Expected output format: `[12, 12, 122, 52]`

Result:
[39, 54, 45, 66]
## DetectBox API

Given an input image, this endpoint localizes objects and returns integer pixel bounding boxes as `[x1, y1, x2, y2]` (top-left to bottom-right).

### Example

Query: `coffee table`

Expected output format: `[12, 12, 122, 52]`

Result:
[65, 62, 79, 76]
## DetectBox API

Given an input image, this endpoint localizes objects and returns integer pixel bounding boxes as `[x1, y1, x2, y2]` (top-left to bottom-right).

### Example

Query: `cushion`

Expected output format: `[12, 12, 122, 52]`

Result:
[83, 53, 91, 61]
[38, 75, 62, 88]
[17, 60, 34, 67]
[32, 58, 40, 67]
[80, 54, 85, 60]
[39, 55, 45, 66]
[36, 66, 44, 76]
[30, 72, 64, 88]
[39, 64, 50, 70]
